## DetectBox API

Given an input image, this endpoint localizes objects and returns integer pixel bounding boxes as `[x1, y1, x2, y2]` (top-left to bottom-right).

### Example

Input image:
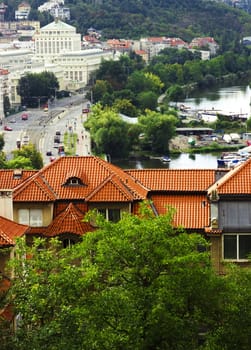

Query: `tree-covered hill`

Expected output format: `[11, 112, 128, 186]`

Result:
[63, 0, 251, 49]
[5, 0, 251, 51]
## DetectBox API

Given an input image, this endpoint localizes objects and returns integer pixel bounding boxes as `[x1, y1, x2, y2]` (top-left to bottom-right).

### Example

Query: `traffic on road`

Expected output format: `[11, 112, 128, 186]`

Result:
[2, 93, 91, 165]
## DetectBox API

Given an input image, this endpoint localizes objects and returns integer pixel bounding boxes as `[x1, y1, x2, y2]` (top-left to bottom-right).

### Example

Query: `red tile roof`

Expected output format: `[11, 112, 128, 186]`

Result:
[126, 169, 216, 192]
[0, 169, 36, 189]
[208, 158, 251, 195]
[44, 203, 93, 237]
[151, 194, 210, 229]
[13, 156, 148, 203]
[0, 216, 28, 246]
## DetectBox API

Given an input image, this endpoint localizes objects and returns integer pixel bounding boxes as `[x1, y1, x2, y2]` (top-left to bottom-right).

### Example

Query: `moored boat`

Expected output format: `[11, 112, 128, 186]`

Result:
[161, 156, 171, 163]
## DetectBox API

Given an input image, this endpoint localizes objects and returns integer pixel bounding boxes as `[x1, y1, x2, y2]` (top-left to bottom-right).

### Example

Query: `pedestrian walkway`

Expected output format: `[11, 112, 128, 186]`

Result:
[75, 113, 91, 156]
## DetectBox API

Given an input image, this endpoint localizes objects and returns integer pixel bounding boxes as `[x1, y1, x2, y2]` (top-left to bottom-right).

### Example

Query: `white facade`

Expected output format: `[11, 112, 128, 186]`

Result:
[33, 19, 81, 61]
[54, 49, 117, 90]
[34, 20, 119, 91]
[0, 49, 65, 106]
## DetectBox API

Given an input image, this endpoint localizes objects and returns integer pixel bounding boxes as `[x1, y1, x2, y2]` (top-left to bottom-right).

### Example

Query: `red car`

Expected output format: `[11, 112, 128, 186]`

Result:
[3, 125, 12, 131]
[21, 113, 29, 120]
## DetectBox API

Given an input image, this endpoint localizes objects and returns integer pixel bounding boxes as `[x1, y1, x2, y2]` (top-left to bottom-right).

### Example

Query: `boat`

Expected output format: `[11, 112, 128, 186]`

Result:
[217, 151, 250, 168]
[161, 156, 171, 163]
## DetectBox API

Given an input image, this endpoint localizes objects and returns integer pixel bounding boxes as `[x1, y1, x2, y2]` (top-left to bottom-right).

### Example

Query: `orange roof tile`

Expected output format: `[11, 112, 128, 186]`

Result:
[208, 158, 251, 195]
[151, 194, 210, 229]
[126, 169, 217, 192]
[0, 169, 36, 190]
[13, 156, 148, 203]
[44, 203, 93, 237]
[14, 175, 56, 202]
[0, 216, 28, 246]
[86, 174, 136, 202]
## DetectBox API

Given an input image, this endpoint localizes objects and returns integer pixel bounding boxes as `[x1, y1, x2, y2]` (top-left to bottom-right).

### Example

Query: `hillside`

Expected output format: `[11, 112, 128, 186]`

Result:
[5, 0, 251, 50]
[63, 0, 251, 47]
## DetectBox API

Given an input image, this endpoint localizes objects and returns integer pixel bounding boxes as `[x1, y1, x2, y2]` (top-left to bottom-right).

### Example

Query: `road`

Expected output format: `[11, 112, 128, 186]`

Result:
[2, 94, 91, 165]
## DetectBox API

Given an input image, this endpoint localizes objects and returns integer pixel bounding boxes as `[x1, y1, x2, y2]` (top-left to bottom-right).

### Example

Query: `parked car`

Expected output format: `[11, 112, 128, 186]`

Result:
[55, 130, 61, 136]
[58, 145, 65, 155]
[21, 113, 29, 120]
[3, 125, 12, 131]
[46, 150, 52, 156]
[54, 135, 60, 143]
[50, 156, 56, 162]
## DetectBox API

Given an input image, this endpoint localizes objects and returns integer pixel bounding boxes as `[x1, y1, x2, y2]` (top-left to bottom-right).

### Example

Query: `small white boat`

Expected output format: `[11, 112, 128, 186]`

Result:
[161, 156, 171, 163]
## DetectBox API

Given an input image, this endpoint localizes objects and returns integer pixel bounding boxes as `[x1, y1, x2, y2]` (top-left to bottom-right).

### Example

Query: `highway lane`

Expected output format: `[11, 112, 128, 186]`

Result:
[2, 94, 91, 165]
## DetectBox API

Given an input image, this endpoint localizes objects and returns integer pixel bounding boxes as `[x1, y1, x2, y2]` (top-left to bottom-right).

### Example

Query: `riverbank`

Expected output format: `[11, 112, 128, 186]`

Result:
[169, 135, 246, 154]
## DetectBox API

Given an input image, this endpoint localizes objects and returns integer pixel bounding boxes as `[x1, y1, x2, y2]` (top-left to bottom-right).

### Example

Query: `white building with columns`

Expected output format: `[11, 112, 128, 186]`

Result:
[33, 19, 118, 91]
[0, 19, 119, 111]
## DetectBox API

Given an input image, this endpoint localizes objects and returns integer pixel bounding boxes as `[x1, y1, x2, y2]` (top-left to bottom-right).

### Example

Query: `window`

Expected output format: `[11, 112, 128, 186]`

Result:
[98, 208, 121, 223]
[62, 238, 76, 248]
[18, 209, 42, 227]
[223, 234, 251, 260]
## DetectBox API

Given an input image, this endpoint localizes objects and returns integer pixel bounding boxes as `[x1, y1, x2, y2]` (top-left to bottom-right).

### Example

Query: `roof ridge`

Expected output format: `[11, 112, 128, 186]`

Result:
[208, 158, 251, 193]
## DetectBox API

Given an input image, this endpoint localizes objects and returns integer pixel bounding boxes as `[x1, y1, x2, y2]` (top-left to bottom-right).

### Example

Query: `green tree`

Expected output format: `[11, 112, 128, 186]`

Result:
[246, 117, 251, 131]
[7, 204, 226, 350]
[166, 84, 186, 103]
[84, 104, 131, 158]
[137, 91, 158, 111]
[138, 110, 178, 153]
[88, 80, 113, 104]
[3, 95, 10, 116]
[17, 72, 59, 108]
[113, 98, 139, 118]
[0, 134, 5, 151]
[9, 144, 43, 169]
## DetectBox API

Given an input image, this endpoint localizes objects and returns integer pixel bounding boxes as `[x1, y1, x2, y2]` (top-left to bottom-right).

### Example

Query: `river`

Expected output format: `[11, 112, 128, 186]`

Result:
[183, 84, 251, 115]
[113, 85, 250, 169]
[113, 153, 220, 169]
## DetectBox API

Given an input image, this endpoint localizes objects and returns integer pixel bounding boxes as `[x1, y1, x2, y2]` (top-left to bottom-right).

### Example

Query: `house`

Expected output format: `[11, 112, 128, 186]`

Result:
[189, 37, 219, 56]
[206, 157, 251, 273]
[1, 156, 251, 277]
[15, 2, 31, 20]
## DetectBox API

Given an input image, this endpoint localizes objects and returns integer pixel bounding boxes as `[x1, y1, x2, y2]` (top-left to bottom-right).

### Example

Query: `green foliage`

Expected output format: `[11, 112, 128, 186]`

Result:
[5, 204, 251, 349]
[17, 72, 59, 108]
[10, 144, 43, 170]
[0, 134, 5, 151]
[136, 91, 158, 111]
[89, 80, 113, 104]
[246, 117, 251, 131]
[84, 104, 131, 158]
[5, 205, 215, 349]
[138, 110, 178, 153]
[3, 96, 10, 115]
[113, 98, 139, 118]
[166, 84, 186, 103]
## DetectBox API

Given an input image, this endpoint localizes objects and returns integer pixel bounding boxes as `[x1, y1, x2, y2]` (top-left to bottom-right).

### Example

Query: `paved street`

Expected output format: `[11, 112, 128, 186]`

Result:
[2, 94, 91, 165]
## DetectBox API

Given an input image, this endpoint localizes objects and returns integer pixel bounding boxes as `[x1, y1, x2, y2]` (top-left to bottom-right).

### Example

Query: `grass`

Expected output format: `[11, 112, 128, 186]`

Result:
[64, 131, 78, 155]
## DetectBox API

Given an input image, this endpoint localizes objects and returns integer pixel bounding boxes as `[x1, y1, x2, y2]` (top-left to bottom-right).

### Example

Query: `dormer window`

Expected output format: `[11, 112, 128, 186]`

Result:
[69, 177, 79, 185]
[64, 176, 85, 186]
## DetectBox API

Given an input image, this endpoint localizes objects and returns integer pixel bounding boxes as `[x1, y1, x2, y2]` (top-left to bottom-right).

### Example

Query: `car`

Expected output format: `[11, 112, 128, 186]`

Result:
[21, 113, 29, 120]
[82, 108, 89, 114]
[44, 107, 48, 112]
[3, 125, 12, 131]
[46, 150, 52, 156]
[50, 156, 56, 162]
[55, 130, 61, 136]
[54, 135, 60, 143]
[9, 118, 16, 123]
